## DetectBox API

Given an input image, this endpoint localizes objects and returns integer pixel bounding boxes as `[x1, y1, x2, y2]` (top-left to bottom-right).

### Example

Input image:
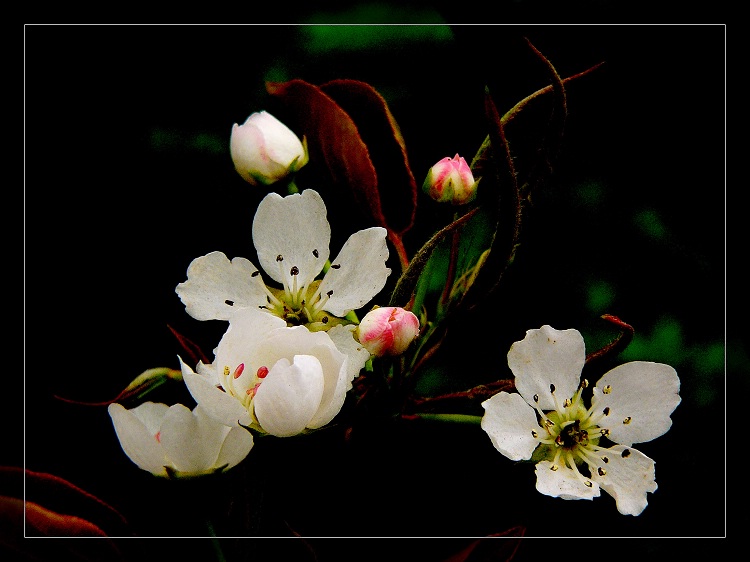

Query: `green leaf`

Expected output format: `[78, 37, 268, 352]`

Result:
[388, 207, 479, 309]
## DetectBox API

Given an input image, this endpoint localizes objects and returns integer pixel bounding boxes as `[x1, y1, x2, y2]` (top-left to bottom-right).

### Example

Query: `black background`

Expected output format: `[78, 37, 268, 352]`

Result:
[22, 17, 728, 562]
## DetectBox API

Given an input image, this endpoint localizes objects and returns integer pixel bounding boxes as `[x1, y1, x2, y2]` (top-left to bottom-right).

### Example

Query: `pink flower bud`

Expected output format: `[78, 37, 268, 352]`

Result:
[422, 154, 479, 205]
[230, 111, 309, 186]
[357, 306, 420, 357]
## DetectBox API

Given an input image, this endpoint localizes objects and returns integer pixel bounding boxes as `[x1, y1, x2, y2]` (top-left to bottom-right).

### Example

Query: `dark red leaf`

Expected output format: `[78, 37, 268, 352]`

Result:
[0, 467, 130, 537]
[266, 79, 417, 236]
[267, 79, 382, 225]
[321, 79, 417, 235]
[0, 467, 129, 561]
[22, 498, 109, 537]
[442, 526, 526, 562]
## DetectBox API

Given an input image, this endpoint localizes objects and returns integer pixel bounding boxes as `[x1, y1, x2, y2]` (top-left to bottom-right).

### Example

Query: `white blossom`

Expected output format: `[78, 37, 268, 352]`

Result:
[108, 402, 253, 477]
[179, 306, 364, 438]
[481, 325, 680, 515]
[176, 189, 390, 331]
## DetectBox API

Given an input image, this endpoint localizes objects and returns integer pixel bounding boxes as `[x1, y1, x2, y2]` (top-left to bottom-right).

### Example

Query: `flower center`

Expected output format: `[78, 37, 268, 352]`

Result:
[220, 363, 269, 410]
[529, 380, 615, 487]
[249, 252, 342, 331]
[556, 419, 589, 449]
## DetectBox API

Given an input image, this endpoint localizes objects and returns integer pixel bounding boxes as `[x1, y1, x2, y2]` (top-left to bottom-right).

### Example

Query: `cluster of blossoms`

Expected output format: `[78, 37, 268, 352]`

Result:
[110, 111, 420, 471]
[108, 108, 680, 518]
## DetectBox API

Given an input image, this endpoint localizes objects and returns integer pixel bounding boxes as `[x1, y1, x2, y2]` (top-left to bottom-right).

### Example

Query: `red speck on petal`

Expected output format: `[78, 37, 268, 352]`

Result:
[257, 366, 269, 379]
[233, 363, 245, 379]
[155, 431, 161, 443]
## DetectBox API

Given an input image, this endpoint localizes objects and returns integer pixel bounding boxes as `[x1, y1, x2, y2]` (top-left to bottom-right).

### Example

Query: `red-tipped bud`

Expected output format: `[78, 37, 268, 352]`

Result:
[422, 154, 479, 205]
[357, 306, 420, 357]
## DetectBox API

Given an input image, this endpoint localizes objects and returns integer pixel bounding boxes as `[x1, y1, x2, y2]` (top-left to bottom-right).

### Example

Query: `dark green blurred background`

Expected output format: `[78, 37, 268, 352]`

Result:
[23, 16, 728, 562]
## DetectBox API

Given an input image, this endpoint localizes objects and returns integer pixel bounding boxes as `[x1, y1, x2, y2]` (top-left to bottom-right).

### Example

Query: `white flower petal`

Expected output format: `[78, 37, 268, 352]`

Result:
[508, 325, 585, 410]
[250, 326, 349, 431]
[179, 356, 252, 427]
[213, 307, 288, 379]
[108, 403, 168, 476]
[128, 401, 170, 437]
[535, 460, 601, 501]
[159, 404, 225, 474]
[480, 392, 540, 461]
[252, 190, 330, 289]
[231, 118, 291, 184]
[215, 424, 254, 470]
[592, 361, 681, 446]
[254, 355, 325, 437]
[327, 324, 370, 390]
[590, 444, 657, 516]
[175, 251, 268, 321]
[318, 227, 390, 316]
[306, 355, 349, 430]
[255, 111, 305, 166]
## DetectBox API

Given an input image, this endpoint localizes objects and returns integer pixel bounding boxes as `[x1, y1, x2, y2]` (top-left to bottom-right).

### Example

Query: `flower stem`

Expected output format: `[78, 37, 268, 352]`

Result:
[387, 229, 410, 272]
[409, 378, 514, 408]
[287, 178, 300, 194]
[401, 413, 482, 425]
[205, 519, 227, 562]
[439, 211, 461, 313]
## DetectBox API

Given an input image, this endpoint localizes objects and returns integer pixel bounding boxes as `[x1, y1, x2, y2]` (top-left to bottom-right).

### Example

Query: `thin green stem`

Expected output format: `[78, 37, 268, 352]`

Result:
[205, 519, 227, 562]
[439, 211, 461, 313]
[403, 413, 483, 425]
[287, 177, 300, 194]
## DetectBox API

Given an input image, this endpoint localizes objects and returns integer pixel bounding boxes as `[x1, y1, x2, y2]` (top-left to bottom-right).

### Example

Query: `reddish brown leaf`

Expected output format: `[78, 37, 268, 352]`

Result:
[266, 79, 417, 238]
[442, 526, 526, 562]
[0, 467, 130, 538]
[321, 79, 417, 235]
[0, 467, 129, 561]
[267, 79, 382, 226]
[22, 498, 109, 537]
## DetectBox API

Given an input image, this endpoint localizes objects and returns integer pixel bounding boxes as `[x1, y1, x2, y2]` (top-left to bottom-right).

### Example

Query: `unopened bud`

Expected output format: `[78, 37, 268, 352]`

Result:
[230, 111, 309, 186]
[422, 154, 479, 205]
[357, 306, 420, 357]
